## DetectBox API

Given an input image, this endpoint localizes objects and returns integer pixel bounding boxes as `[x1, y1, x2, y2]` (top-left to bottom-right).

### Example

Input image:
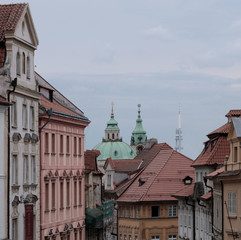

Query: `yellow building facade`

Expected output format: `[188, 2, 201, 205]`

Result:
[118, 202, 178, 240]
[219, 117, 241, 239]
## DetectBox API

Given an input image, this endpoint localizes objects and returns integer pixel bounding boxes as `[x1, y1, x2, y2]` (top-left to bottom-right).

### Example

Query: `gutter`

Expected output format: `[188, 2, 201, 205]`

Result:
[7, 78, 17, 239]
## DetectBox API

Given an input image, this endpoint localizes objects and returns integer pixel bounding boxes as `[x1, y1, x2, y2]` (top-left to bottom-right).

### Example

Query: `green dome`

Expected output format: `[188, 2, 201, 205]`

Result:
[93, 141, 136, 161]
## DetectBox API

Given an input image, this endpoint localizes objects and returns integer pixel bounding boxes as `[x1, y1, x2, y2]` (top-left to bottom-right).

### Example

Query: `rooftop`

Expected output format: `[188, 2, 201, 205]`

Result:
[117, 143, 194, 203]
[85, 150, 100, 171]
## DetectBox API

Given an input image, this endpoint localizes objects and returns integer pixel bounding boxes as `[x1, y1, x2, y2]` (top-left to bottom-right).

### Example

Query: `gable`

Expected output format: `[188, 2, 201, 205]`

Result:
[13, 5, 39, 48]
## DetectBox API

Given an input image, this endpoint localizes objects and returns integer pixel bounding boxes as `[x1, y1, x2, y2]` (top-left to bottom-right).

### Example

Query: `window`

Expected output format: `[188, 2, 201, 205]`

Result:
[67, 181, 70, 207]
[234, 147, 238, 162]
[74, 181, 77, 205]
[45, 183, 49, 210]
[135, 236, 138, 240]
[228, 192, 236, 215]
[60, 135, 63, 153]
[31, 156, 36, 184]
[79, 230, 82, 240]
[130, 207, 133, 218]
[119, 234, 122, 240]
[22, 104, 27, 129]
[11, 102, 17, 127]
[16, 52, 20, 75]
[112, 133, 114, 139]
[12, 155, 18, 185]
[124, 235, 127, 240]
[78, 138, 81, 155]
[74, 137, 77, 155]
[79, 180, 82, 205]
[168, 205, 177, 217]
[66, 136, 69, 153]
[12, 218, 18, 240]
[151, 236, 159, 240]
[29, 106, 34, 130]
[107, 174, 111, 186]
[23, 155, 29, 184]
[52, 134, 55, 153]
[60, 181, 64, 208]
[75, 232, 78, 240]
[52, 182, 55, 209]
[45, 133, 49, 153]
[168, 235, 177, 240]
[26, 56, 30, 78]
[151, 206, 160, 218]
[135, 206, 139, 218]
[129, 235, 132, 240]
[22, 52, 25, 74]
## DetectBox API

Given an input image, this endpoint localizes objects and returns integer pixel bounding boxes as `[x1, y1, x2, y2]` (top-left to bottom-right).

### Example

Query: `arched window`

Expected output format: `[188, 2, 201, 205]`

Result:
[112, 133, 114, 139]
[16, 52, 20, 75]
[27, 56, 30, 78]
[22, 52, 25, 74]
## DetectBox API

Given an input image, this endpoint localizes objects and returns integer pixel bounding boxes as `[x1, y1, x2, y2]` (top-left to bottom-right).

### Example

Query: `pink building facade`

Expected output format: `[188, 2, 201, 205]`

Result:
[38, 78, 90, 240]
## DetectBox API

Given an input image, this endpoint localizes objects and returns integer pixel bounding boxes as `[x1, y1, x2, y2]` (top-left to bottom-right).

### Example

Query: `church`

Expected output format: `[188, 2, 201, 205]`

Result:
[93, 103, 148, 171]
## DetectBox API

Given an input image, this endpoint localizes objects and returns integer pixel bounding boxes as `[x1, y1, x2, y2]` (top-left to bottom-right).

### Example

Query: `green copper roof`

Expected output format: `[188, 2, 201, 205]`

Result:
[105, 112, 119, 131]
[93, 141, 136, 161]
[131, 104, 147, 144]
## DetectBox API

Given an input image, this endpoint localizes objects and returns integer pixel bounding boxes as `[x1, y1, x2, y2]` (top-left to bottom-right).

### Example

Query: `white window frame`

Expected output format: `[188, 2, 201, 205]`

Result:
[168, 235, 177, 240]
[228, 192, 237, 215]
[107, 174, 111, 187]
[168, 205, 177, 217]
[151, 236, 160, 240]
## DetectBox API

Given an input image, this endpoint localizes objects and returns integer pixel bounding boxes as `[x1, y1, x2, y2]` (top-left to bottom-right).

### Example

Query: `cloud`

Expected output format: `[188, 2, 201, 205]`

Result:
[145, 25, 172, 40]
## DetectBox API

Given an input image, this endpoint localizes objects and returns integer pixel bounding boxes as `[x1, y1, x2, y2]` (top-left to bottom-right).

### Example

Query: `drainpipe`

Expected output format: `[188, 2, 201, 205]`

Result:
[204, 177, 214, 239]
[7, 77, 17, 239]
[185, 197, 195, 240]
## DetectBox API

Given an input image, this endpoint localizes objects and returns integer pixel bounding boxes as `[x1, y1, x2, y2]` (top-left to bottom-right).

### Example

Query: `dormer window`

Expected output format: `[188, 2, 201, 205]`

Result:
[16, 52, 20, 75]
[22, 52, 25, 74]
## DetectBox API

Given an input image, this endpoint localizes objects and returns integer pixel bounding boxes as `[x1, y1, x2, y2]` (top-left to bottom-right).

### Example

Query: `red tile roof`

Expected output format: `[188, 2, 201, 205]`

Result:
[85, 150, 100, 171]
[200, 191, 212, 200]
[172, 184, 194, 198]
[225, 110, 241, 118]
[134, 143, 172, 169]
[192, 136, 230, 167]
[105, 158, 142, 173]
[40, 95, 81, 118]
[0, 45, 5, 67]
[206, 167, 225, 179]
[207, 123, 230, 137]
[117, 144, 194, 203]
[0, 95, 10, 105]
[0, 3, 27, 42]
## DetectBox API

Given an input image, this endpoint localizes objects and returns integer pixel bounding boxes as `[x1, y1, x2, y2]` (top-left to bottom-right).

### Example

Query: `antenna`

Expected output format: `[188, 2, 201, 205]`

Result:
[175, 104, 183, 152]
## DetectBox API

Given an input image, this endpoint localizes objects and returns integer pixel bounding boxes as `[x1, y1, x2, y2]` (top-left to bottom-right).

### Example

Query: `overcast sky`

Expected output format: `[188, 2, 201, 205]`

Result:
[3, 0, 241, 159]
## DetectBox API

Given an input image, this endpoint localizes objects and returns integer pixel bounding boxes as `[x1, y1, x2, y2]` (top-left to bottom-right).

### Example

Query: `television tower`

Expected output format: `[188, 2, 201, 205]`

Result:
[175, 105, 183, 152]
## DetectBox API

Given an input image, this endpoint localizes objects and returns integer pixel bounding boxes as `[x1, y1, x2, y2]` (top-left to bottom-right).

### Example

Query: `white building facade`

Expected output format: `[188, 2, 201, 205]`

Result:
[0, 3, 40, 240]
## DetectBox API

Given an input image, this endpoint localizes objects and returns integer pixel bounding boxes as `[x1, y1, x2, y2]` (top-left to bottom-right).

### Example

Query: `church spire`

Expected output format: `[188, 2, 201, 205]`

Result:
[130, 104, 147, 152]
[104, 102, 121, 142]
[175, 104, 183, 152]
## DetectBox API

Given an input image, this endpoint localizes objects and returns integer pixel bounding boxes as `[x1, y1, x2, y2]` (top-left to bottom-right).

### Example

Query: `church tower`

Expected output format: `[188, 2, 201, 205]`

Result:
[130, 104, 147, 152]
[175, 105, 183, 152]
[104, 102, 121, 141]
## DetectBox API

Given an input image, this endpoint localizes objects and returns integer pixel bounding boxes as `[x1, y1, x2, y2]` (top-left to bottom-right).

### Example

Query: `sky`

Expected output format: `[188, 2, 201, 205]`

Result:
[3, 0, 241, 159]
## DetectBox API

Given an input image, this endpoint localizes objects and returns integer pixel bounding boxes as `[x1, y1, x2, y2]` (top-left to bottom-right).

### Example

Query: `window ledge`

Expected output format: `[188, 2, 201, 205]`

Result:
[66, 153, 70, 156]
[74, 205, 78, 208]
[51, 208, 56, 212]
[59, 153, 64, 156]
[59, 207, 64, 210]
[228, 215, 237, 219]
[22, 128, 28, 131]
[11, 185, 20, 192]
[30, 129, 34, 132]
[44, 152, 50, 155]
[66, 206, 71, 209]
[45, 209, 50, 213]
[11, 126, 17, 129]
[51, 152, 56, 156]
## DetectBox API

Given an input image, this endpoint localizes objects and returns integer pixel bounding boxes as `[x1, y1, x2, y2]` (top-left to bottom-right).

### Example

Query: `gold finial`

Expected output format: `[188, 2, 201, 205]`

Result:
[111, 101, 114, 115]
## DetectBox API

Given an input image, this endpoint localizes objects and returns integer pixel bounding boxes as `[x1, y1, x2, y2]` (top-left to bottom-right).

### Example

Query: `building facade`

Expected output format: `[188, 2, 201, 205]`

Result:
[219, 117, 241, 240]
[117, 143, 194, 240]
[38, 75, 90, 240]
[0, 96, 11, 239]
[0, 3, 41, 240]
